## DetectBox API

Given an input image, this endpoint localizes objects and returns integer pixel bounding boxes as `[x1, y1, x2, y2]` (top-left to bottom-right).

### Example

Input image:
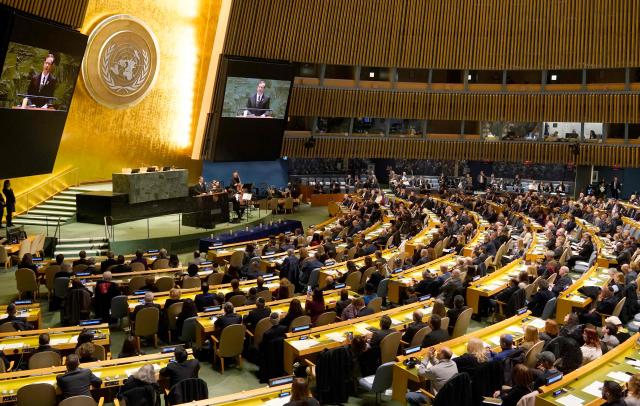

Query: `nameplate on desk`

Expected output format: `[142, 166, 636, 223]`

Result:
[392, 268, 403, 274]
[200, 261, 212, 265]
[134, 290, 147, 295]
[105, 380, 120, 387]
[147, 249, 159, 254]
[79, 319, 101, 326]
[334, 283, 346, 289]
[212, 243, 223, 247]
[472, 275, 481, 281]
[404, 346, 421, 356]
[14, 300, 32, 305]
[269, 375, 294, 387]
[32, 257, 43, 262]
[161, 345, 183, 353]
[517, 307, 528, 315]
[279, 392, 291, 398]
[546, 373, 563, 385]
[2, 395, 17, 402]
[292, 325, 311, 333]
[76, 272, 90, 276]
[264, 251, 276, 256]
[204, 306, 221, 312]
[419, 295, 431, 302]
[264, 276, 278, 282]
[263, 273, 274, 278]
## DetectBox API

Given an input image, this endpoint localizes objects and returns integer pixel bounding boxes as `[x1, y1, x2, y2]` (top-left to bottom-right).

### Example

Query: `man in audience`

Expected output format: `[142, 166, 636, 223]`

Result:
[260, 312, 288, 353]
[34, 332, 61, 354]
[255, 276, 269, 292]
[341, 297, 373, 320]
[194, 282, 216, 311]
[72, 251, 89, 267]
[100, 251, 117, 273]
[401, 310, 427, 344]
[528, 279, 554, 317]
[111, 255, 132, 273]
[214, 302, 242, 338]
[55, 262, 74, 279]
[0, 303, 29, 329]
[224, 279, 245, 302]
[551, 266, 573, 295]
[56, 354, 102, 398]
[131, 292, 161, 322]
[406, 347, 458, 405]
[362, 283, 378, 305]
[243, 297, 271, 332]
[188, 250, 205, 266]
[130, 250, 149, 270]
[532, 351, 560, 389]
[492, 334, 517, 361]
[422, 314, 450, 347]
[160, 347, 200, 399]
[93, 271, 121, 322]
[369, 315, 394, 356]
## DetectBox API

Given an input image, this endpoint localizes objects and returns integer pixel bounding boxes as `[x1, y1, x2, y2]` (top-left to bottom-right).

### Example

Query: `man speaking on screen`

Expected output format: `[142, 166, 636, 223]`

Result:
[23, 53, 57, 108]
[246, 80, 271, 117]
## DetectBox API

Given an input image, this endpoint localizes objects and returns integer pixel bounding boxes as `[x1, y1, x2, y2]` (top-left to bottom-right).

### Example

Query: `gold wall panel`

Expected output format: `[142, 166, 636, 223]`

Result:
[10, 0, 222, 196]
[224, 0, 640, 70]
[289, 87, 640, 123]
[0, 0, 89, 28]
[282, 138, 640, 168]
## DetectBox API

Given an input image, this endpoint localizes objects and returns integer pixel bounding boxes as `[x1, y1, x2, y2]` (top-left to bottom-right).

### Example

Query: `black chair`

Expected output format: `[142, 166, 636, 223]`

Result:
[165, 378, 208, 406]
[421, 372, 473, 406]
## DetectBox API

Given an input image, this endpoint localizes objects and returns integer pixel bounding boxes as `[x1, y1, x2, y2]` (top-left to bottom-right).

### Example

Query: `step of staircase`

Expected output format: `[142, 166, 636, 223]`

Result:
[54, 249, 109, 257]
[25, 209, 74, 217]
[56, 242, 109, 250]
[49, 198, 76, 206]
[58, 237, 109, 244]
[35, 203, 77, 213]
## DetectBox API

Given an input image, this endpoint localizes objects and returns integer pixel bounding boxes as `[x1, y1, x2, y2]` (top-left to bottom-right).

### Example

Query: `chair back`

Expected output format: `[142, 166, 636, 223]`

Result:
[540, 297, 557, 320]
[229, 251, 244, 268]
[613, 297, 626, 318]
[256, 289, 272, 301]
[167, 302, 184, 331]
[182, 276, 201, 289]
[156, 276, 175, 292]
[130, 262, 146, 272]
[385, 235, 394, 249]
[128, 276, 146, 292]
[434, 240, 443, 258]
[546, 272, 557, 285]
[0, 323, 16, 332]
[451, 307, 473, 338]
[72, 264, 88, 273]
[360, 267, 376, 290]
[208, 272, 224, 286]
[380, 331, 401, 363]
[344, 271, 362, 291]
[307, 268, 320, 289]
[179, 316, 198, 344]
[152, 258, 170, 269]
[314, 311, 336, 326]
[347, 246, 357, 259]
[18, 239, 31, 260]
[17, 382, 57, 406]
[74, 343, 106, 361]
[229, 294, 247, 307]
[410, 326, 432, 347]
[0, 246, 9, 266]
[525, 276, 542, 301]
[367, 297, 383, 313]
[218, 324, 246, 357]
[515, 390, 538, 406]
[289, 315, 311, 332]
[377, 278, 390, 298]
[253, 317, 272, 347]
[54, 277, 70, 299]
[58, 395, 98, 406]
[370, 362, 395, 393]
[284, 197, 294, 210]
[111, 295, 129, 319]
[28, 351, 62, 369]
[45, 266, 60, 291]
[167, 378, 208, 404]
[440, 316, 450, 332]
[134, 306, 160, 337]
[524, 340, 545, 367]
[16, 268, 38, 296]
[433, 372, 473, 406]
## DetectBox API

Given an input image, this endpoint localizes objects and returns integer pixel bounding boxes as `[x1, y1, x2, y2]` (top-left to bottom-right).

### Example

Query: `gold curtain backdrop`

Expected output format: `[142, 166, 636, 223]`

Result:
[7, 0, 222, 196]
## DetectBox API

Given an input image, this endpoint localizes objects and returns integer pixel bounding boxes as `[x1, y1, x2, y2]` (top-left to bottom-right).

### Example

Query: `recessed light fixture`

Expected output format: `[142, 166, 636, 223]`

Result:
[551, 74, 558, 81]
[369, 72, 375, 78]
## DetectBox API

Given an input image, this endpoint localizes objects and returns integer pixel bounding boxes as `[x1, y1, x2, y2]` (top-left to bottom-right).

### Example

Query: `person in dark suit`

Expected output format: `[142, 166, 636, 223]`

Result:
[193, 176, 208, 195]
[159, 347, 200, 389]
[94, 271, 121, 322]
[194, 283, 217, 312]
[402, 310, 428, 344]
[100, 252, 118, 273]
[131, 292, 161, 322]
[610, 176, 622, 199]
[214, 302, 242, 338]
[243, 297, 271, 332]
[34, 333, 62, 355]
[56, 354, 102, 398]
[528, 279, 555, 317]
[2, 180, 15, 227]
[246, 80, 271, 116]
[0, 188, 5, 228]
[369, 315, 394, 356]
[0, 303, 29, 330]
[24, 54, 57, 108]
[422, 314, 450, 347]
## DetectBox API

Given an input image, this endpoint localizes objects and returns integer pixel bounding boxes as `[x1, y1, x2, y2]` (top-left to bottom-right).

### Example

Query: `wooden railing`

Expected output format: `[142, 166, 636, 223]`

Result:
[15, 167, 79, 215]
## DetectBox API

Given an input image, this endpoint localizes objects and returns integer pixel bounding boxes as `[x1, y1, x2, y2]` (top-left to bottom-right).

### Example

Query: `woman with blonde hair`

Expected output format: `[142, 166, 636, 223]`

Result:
[521, 325, 540, 351]
[432, 298, 447, 319]
[625, 373, 640, 406]
[275, 278, 292, 300]
[454, 337, 490, 371]
[117, 363, 161, 406]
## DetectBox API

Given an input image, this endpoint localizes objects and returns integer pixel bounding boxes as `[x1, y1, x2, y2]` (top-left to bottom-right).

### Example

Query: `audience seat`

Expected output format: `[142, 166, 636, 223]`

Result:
[59, 395, 104, 406]
[380, 331, 401, 364]
[28, 351, 62, 369]
[213, 324, 245, 373]
[17, 382, 57, 406]
[358, 362, 394, 404]
[133, 306, 160, 347]
[16, 268, 38, 299]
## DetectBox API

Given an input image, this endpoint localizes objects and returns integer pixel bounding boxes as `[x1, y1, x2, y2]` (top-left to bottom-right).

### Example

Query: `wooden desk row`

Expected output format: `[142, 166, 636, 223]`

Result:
[0, 324, 110, 356]
[0, 302, 42, 329]
[175, 383, 293, 406]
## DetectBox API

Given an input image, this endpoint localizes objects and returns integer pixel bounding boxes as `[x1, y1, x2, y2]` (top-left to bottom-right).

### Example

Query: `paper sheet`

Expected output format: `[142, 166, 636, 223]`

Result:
[581, 381, 604, 397]
[507, 325, 523, 334]
[263, 396, 291, 406]
[390, 318, 403, 326]
[290, 339, 319, 350]
[0, 342, 23, 350]
[325, 332, 346, 343]
[528, 318, 546, 329]
[607, 371, 632, 383]
[355, 323, 372, 336]
[49, 337, 70, 345]
[556, 394, 584, 406]
[69, 335, 79, 343]
[627, 359, 640, 368]
[488, 335, 501, 346]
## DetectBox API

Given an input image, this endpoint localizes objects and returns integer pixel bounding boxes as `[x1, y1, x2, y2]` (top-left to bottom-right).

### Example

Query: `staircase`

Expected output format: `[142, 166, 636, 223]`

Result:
[54, 237, 110, 257]
[12, 186, 96, 227]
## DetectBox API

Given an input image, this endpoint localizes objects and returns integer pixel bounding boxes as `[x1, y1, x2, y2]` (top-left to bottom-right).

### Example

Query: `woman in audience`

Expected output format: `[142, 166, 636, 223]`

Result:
[176, 298, 198, 337]
[280, 299, 304, 329]
[432, 298, 446, 319]
[581, 326, 602, 364]
[164, 288, 182, 309]
[600, 322, 620, 353]
[186, 263, 199, 278]
[334, 289, 352, 316]
[274, 278, 292, 300]
[168, 254, 181, 268]
[18, 253, 38, 273]
[446, 295, 468, 335]
[339, 260, 359, 283]
[521, 325, 540, 351]
[626, 374, 640, 406]
[493, 364, 533, 406]
[117, 363, 161, 406]
[454, 337, 489, 372]
[284, 378, 320, 406]
[560, 312, 584, 344]
[119, 335, 144, 358]
[78, 342, 98, 363]
[602, 380, 626, 406]
[75, 328, 94, 349]
[305, 289, 325, 324]
[539, 319, 559, 345]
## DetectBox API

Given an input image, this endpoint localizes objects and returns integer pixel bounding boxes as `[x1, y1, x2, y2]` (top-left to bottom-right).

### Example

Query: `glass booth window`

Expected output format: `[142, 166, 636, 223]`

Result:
[543, 122, 581, 142]
[389, 119, 423, 136]
[353, 117, 387, 136]
[316, 117, 350, 135]
[584, 123, 603, 141]
[502, 122, 540, 141]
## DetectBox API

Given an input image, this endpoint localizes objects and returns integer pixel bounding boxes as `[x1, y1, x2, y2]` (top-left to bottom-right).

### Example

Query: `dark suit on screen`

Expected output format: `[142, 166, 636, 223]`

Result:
[26, 73, 57, 107]
[246, 93, 271, 116]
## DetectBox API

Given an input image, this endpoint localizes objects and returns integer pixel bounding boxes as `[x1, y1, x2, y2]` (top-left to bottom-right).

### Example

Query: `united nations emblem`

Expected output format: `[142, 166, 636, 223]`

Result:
[82, 15, 159, 108]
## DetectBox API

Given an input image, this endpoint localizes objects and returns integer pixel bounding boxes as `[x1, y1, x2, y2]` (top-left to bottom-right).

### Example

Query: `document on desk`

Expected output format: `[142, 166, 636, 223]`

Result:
[355, 322, 372, 336]
[0, 342, 23, 351]
[290, 339, 319, 350]
[556, 394, 585, 406]
[263, 395, 291, 406]
[325, 332, 346, 343]
[528, 318, 546, 329]
[582, 381, 604, 397]
[507, 325, 523, 334]
[487, 335, 501, 346]
[49, 337, 70, 345]
[607, 371, 632, 383]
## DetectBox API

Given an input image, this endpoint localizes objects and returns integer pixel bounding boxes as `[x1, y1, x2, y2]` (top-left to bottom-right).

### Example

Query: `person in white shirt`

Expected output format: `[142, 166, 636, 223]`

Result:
[406, 347, 458, 405]
[581, 327, 603, 364]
